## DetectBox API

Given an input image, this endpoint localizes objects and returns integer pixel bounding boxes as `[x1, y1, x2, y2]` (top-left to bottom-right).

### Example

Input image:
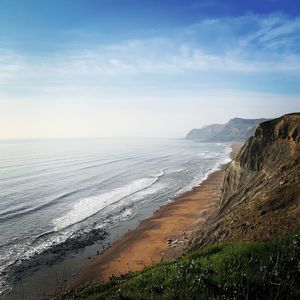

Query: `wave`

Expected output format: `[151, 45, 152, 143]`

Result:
[52, 172, 165, 231]
[198, 151, 222, 159]
[0, 156, 137, 188]
[76, 156, 137, 171]
[0, 190, 84, 222]
[177, 147, 232, 195]
[0, 205, 31, 219]
[166, 168, 184, 174]
[0, 166, 150, 223]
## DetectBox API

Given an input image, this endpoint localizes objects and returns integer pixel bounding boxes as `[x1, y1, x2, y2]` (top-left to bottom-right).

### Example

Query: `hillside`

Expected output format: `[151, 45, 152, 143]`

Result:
[58, 233, 300, 299]
[186, 117, 268, 142]
[58, 113, 300, 299]
[191, 113, 300, 248]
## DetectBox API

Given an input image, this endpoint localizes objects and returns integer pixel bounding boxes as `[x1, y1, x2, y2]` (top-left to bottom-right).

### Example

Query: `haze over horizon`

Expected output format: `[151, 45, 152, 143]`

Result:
[0, 0, 300, 139]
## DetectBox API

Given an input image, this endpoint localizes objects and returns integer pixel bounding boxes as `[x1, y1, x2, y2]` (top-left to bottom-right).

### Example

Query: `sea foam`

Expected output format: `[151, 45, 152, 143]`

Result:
[52, 175, 163, 231]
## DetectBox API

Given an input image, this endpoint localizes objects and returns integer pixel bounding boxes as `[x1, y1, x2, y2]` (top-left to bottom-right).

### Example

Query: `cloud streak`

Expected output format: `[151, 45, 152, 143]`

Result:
[0, 49, 25, 84]
[0, 13, 300, 95]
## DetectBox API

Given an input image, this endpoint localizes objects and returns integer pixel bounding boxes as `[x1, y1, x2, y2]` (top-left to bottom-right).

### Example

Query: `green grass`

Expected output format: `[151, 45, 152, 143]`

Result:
[58, 232, 300, 300]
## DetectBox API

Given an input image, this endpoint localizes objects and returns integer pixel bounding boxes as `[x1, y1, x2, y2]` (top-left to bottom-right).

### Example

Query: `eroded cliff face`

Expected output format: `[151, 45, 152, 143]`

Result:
[190, 113, 300, 249]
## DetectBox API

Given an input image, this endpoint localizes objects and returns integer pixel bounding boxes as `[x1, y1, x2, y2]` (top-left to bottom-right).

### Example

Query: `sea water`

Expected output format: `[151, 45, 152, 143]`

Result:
[0, 138, 231, 297]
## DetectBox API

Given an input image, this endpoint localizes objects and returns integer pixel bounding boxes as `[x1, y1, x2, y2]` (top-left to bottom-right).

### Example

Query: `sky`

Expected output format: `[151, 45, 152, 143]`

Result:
[0, 0, 299, 139]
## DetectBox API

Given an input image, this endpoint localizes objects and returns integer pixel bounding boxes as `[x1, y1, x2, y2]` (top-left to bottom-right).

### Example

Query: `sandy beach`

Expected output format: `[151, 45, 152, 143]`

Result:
[68, 142, 242, 289]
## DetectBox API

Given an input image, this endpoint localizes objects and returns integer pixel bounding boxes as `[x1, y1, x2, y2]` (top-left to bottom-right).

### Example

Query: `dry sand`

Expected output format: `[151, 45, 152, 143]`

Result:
[69, 142, 242, 288]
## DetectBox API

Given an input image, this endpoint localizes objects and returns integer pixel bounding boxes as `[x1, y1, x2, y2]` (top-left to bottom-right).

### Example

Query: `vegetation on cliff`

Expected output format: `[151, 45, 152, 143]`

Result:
[58, 232, 300, 299]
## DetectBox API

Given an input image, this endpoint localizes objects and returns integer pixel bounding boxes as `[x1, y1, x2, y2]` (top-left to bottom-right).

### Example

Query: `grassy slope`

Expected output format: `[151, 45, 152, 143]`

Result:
[58, 232, 300, 300]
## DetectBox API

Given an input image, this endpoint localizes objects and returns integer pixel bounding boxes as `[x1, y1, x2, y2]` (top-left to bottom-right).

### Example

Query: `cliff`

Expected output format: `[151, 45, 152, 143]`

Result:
[58, 113, 300, 300]
[191, 113, 300, 248]
[186, 117, 268, 142]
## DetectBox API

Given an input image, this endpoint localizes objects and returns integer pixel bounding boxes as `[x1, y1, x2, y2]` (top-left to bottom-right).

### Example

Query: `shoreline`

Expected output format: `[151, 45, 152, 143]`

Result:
[68, 142, 242, 289]
[3, 142, 241, 299]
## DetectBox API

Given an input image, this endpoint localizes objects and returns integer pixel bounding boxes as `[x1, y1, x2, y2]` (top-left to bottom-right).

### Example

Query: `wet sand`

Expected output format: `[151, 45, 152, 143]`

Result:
[69, 142, 242, 288]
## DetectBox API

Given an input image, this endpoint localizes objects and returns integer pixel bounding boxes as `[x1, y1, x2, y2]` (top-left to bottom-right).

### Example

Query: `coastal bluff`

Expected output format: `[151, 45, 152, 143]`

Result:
[186, 117, 268, 142]
[58, 113, 300, 299]
[191, 113, 300, 248]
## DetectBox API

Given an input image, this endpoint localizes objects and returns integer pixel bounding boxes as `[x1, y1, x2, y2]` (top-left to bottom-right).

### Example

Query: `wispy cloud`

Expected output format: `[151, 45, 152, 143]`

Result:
[0, 49, 24, 83]
[1, 13, 300, 94]
[236, 14, 300, 56]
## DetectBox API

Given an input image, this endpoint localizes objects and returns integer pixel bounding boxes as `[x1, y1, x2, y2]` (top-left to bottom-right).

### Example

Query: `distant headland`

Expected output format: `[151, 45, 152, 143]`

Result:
[186, 117, 269, 142]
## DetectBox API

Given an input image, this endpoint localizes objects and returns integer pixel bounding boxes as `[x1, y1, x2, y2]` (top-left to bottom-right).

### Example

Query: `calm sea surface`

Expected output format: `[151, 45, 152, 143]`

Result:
[0, 138, 231, 297]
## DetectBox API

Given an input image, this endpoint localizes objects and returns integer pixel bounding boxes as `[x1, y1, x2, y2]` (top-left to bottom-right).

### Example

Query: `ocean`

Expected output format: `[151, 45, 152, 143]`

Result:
[0, 138, 231, 298]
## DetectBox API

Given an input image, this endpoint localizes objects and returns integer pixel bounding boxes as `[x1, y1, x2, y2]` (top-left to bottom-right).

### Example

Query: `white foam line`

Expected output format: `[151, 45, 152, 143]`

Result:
[52, 174, 164, 231]
[177, 144, 232, 195]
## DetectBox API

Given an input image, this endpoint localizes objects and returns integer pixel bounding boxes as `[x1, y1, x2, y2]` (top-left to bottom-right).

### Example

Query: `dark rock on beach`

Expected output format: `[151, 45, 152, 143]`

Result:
[3, 227, 108, 287]
[49, 228, 108, 255]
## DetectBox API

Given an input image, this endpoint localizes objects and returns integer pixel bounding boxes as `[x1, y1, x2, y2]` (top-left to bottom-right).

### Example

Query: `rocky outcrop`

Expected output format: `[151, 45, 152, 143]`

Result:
[190, 113, 300, 249]
[186, 117, 268, 142]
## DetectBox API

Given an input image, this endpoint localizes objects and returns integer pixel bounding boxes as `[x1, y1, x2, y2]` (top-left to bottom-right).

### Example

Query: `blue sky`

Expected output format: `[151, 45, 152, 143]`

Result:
[0, 0, 299, 138]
